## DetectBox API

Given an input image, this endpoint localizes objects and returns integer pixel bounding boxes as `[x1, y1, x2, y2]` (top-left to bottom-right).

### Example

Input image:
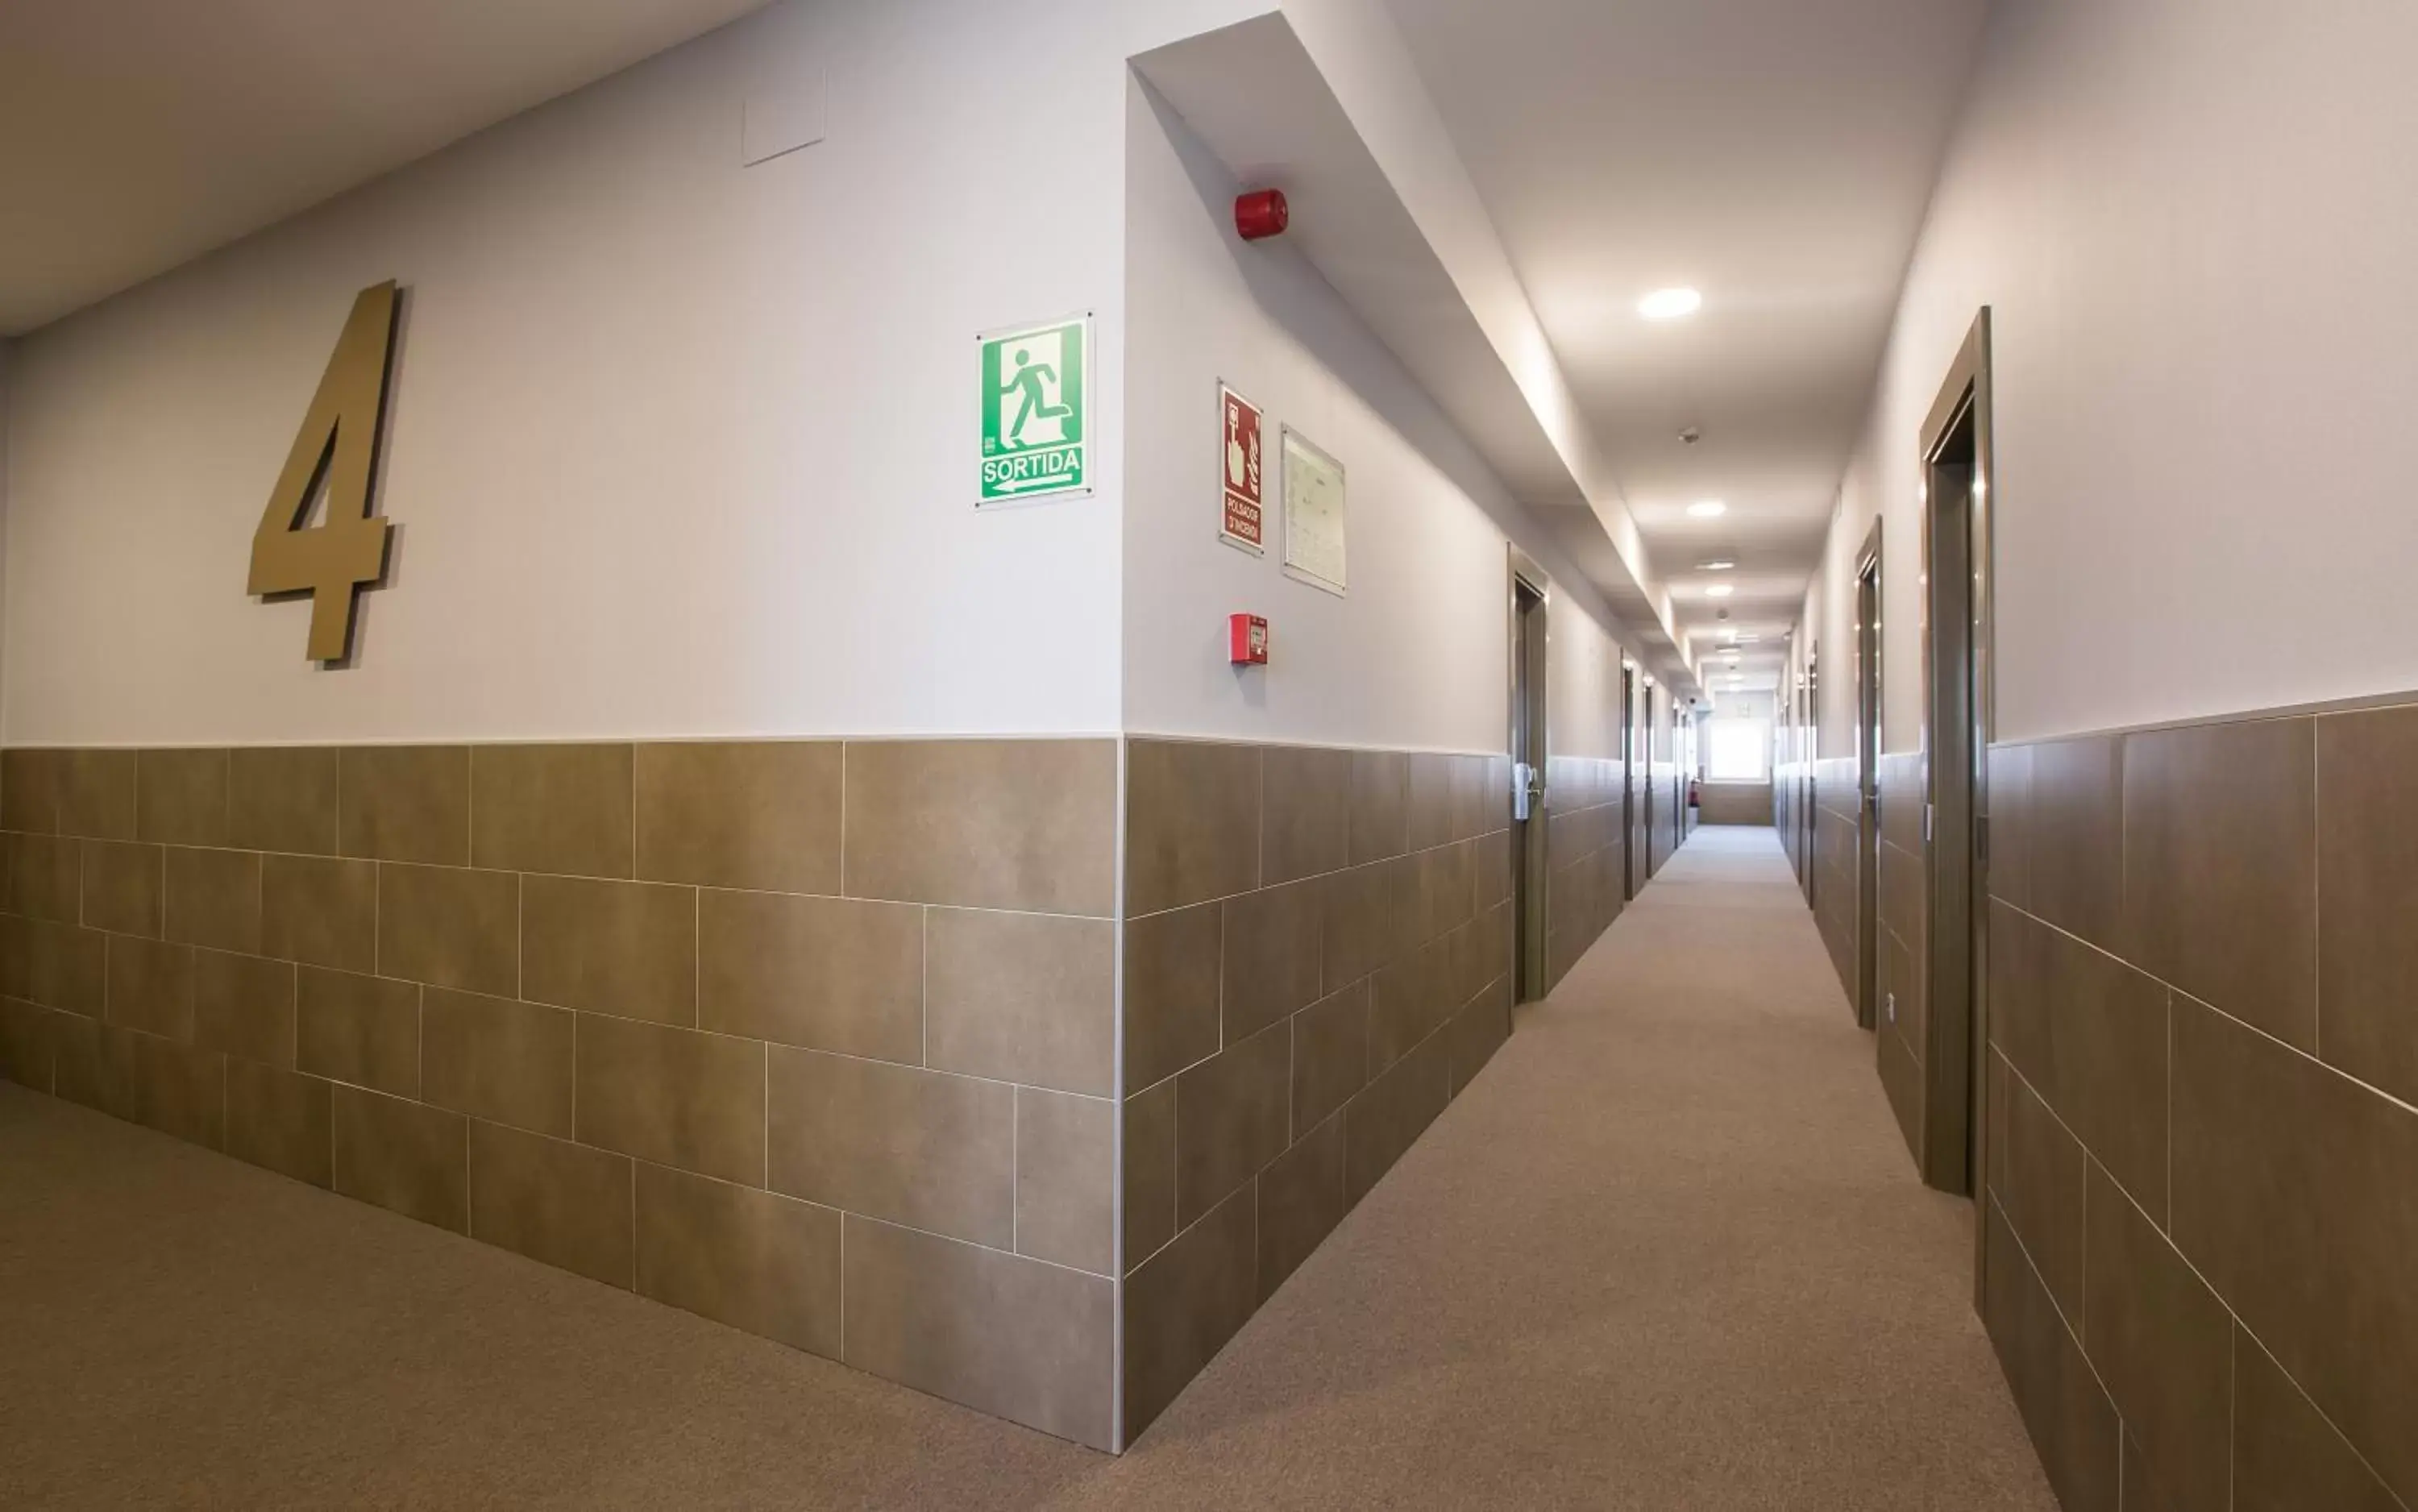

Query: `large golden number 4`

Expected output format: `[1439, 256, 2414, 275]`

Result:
[250, 281, 401, 663]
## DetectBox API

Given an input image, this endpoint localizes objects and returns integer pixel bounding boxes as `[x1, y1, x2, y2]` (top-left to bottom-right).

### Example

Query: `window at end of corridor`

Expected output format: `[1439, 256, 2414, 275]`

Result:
[1707, 719, 1771, 782]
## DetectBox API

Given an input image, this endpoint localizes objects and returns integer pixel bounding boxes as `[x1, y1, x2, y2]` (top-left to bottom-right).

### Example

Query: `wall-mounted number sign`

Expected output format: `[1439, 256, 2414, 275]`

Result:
[978, 314, 1090, 505]
[250, 281, 401, 663]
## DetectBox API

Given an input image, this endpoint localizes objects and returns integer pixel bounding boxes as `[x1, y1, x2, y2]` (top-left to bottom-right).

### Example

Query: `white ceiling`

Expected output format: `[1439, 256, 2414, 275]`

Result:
[1386, 0, 1988, 692]
[0, 0, 770, 335]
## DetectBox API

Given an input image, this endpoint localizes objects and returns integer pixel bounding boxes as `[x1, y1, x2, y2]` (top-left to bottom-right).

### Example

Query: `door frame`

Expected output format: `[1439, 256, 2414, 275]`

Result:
[1916, 311, 1996, 1268]
[1853, 519, 1884, 1033]
[1619, 663, 1639, 900]
[1639, 678, 1656, 882]
[1674, 706, 1688, 849]
[1506, 546, 1552, 1002]
[1801, 641, 1818, 908]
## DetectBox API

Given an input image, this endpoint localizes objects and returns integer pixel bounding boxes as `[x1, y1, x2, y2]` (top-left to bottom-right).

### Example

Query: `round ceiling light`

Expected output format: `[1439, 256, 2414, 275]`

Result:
[1699, 559, 1736, 571]
[1639, 287, 1703, 321]
[1686, 500, 1727, 518]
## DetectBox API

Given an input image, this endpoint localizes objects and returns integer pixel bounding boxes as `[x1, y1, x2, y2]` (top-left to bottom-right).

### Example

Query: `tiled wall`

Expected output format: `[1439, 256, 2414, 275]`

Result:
[1628, 750, 1653, 885]
[1543, 754, 1625, 991]
[1872, 750, 1926, 1164]
[1646, 702, 1679, 875]
[1696, 780, 1772, 826]
[1648, 758, 1677, 874]
[0, 739, 1123, 1451]
[1982, 708, 2417, 1510]
[1, 732, 1635, 1455]
[1808, 756, 1859, 1004]
[1776, 760, 1806, 882]
[1119, 739, 1518, 1442]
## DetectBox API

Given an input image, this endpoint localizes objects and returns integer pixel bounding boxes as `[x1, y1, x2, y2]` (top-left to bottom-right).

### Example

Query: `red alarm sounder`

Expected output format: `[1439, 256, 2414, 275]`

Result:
[1229, 613, 1269, 666]
[1235, 189, 1289, 241]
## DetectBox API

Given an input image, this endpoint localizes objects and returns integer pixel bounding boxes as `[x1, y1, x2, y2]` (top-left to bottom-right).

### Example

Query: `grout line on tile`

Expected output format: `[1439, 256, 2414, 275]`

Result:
[2171, 978, 2418, 1119]
[2310, 726, 2321, 1061]
[1108, 735, 1128, 1450]
[2104, 1142, 2406, 1512]
[1988, 1188, 2097, 1382]
[2075, 1147, 2088, 1341]
[2092, 1144, 2261, 1393]
[687, 879, 1109, 923]
[1215, 903, 1228, 1052]
[2227, 1325, 2237, 1512]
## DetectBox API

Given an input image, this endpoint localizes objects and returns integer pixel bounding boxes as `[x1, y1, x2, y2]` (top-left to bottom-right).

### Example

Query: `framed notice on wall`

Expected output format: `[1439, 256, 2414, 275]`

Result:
[1281, 426, 1346, 595]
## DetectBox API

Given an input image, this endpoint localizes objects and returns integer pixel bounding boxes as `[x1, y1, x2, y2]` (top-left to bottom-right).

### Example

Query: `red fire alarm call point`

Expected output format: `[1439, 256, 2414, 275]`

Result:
[1229, 613, 1269, 666]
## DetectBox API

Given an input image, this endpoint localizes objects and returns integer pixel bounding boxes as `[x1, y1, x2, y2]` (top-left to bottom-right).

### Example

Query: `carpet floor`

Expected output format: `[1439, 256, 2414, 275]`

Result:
[0, 825, 2054, 1510]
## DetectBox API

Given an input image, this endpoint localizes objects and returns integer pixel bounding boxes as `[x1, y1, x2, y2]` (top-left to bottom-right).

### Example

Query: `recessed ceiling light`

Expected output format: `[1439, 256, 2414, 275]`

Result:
[1639, 287, 1702, 321]
[1699, 559, 1736, 571]
[1705, 584, 1735, 599]
[1686, 501, 1727, 518]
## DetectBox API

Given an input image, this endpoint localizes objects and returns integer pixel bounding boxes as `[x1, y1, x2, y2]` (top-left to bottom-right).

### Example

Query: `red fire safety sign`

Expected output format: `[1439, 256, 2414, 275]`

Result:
[1219, 382, 1265, 552]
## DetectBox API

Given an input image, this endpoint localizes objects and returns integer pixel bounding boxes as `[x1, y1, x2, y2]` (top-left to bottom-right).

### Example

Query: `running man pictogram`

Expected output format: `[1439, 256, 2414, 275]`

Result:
[1001, 347, 1072, 446]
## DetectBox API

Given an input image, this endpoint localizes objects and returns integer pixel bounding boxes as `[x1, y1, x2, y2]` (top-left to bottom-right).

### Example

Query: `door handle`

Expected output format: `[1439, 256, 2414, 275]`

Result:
[1512, 762, 1544, 822]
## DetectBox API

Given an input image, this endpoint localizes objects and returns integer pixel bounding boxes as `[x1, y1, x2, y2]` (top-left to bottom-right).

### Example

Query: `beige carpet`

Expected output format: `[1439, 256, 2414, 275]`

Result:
[0, 826, 2054, 1510]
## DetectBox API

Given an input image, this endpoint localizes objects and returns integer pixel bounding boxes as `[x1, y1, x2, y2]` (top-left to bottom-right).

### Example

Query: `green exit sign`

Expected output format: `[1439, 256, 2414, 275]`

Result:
[978, 315, 1090, 505]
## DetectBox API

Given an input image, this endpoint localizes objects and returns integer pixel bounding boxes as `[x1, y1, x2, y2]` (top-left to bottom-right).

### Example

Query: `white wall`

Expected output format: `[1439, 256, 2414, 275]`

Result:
[1122, 78, 1632, 754]
[1545, 602, 1624, 762]
[1815, 0, 2418, 749]
[1710, 690, 1776, 725]
[2, 0, 1259, 746]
